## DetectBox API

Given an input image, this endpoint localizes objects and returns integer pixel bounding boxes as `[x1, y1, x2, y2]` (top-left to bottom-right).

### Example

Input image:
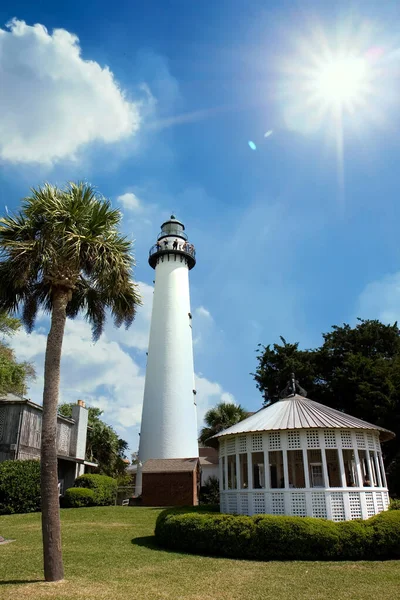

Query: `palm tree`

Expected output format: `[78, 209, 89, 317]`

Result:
[199, 402, 249, 448]
[0, 182, 141, 581]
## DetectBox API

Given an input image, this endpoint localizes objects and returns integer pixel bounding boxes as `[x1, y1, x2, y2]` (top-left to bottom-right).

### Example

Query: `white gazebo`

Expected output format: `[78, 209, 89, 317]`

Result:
[215, 380, 394, 521]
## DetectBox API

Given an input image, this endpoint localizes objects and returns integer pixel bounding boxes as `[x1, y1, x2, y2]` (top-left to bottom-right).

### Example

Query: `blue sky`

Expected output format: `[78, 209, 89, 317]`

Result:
[1, 1, 400, 453]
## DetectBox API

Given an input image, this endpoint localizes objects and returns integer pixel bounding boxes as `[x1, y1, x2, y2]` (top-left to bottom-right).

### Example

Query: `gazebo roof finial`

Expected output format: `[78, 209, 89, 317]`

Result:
[280, 373, 307, 398]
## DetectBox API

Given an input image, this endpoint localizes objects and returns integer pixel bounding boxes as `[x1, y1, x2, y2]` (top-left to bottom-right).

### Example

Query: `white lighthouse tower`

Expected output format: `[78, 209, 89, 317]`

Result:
[136, 216, 198, 495]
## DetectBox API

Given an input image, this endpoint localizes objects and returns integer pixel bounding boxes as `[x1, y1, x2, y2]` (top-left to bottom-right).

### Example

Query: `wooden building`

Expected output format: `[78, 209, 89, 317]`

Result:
[0, 394, 97, 494]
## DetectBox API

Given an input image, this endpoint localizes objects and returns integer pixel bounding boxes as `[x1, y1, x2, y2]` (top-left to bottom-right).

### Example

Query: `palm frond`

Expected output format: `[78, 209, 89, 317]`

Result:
[0, 181, 141, 334]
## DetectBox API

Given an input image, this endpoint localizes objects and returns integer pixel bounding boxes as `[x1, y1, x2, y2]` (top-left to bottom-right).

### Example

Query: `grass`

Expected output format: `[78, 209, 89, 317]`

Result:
[0, 507, 399, 600]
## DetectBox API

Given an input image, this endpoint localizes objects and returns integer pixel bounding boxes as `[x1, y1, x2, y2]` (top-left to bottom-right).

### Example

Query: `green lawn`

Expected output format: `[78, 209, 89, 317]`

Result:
[0, 507, 399, 600]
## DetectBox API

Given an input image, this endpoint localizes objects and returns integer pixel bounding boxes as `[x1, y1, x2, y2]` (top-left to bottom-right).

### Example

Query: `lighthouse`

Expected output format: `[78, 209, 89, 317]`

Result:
[136, 216, 199, 495]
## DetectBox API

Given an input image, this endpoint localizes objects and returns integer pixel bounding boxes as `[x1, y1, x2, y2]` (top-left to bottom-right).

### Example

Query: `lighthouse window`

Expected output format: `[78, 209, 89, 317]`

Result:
[239, 453, 248, 489]
[227, 455, 237, 489]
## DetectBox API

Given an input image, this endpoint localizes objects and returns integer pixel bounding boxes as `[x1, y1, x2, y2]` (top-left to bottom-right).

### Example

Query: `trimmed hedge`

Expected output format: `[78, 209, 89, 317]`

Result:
[155, 507, 400, 561]
[63, 487, 96, 508]
[0, 459, 41, 514]
[74, 473, 117, 506]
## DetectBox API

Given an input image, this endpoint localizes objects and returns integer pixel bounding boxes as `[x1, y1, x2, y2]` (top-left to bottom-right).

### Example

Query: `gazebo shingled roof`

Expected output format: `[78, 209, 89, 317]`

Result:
[213, 394, 395, 442]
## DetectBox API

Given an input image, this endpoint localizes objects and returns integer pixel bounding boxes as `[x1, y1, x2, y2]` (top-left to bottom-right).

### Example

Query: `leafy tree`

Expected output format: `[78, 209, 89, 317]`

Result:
[199, 402, 249, 448]
[0, 312, 35, 396]
[0, 182, 141, 581]
[58, 403, 128, 477]
[253, 319, 400, 496]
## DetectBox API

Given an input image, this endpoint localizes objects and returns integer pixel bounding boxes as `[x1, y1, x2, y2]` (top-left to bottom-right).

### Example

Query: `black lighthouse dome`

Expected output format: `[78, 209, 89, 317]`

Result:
[148, 215, 196, 270]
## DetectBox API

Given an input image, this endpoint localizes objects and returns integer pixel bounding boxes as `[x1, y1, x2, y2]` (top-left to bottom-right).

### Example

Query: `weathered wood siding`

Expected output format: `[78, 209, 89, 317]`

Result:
[1, 402, 77, 464]
[0, 403, 21, 460]
[16, 405, 74, 460]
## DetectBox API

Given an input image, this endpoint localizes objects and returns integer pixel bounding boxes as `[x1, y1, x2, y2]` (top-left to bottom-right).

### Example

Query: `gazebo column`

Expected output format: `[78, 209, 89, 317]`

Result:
[373, 451, 383, 487]
[236, 453, 241, 490]
[219, 456, 224, 492]
[321, 448, 332, 520]
[282, 445, 290, 515]
[337, 447, 347, 487]
[353, 446, 368, 519]
[224, 455, 228, 491]
[378, 453, 387, 486]
[365, 451, 374, 485]
[247, 450, 253, 514]
[302, 443, 312, 516]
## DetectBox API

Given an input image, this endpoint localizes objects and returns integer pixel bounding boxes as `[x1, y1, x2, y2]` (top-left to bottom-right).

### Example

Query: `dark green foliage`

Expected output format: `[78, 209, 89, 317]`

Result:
[389, 499, 400, 510]
[199, 476, 220, 505]
[199, 402, 249, 448]
[75, 473, 117, 506]
[63, 487, 96, 508]
[0, 312, 35, 396]
[253, 320, 400, 496]
[155, 507, 400, 561]
[0, 459, 41, 514]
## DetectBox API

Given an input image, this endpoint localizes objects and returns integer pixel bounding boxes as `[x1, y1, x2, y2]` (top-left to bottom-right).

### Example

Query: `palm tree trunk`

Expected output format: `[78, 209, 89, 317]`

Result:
[41, 288, 69, 582]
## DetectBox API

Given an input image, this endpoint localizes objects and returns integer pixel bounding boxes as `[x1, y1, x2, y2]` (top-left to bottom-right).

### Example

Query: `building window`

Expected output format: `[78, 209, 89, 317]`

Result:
[325, 449, 342, 487]
[252, 452, 265, 489]
[239, 454, 248, 488]
[308, 449, 324, 487]
[227, 455, 237, 489]
[269, 450, 284, 488]
[287, 450, 305, 488]
[342, 449, 359, 487]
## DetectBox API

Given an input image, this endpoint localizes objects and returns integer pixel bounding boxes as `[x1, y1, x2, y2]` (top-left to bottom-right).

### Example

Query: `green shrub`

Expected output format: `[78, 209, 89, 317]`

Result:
[75, 473, 117, 506]
[0, 459, 41, 514]
[63, 487, 96, 508]
[199, 476, 220, 505]
[155, 507, 400, 561]
[389, 499, 400, 511]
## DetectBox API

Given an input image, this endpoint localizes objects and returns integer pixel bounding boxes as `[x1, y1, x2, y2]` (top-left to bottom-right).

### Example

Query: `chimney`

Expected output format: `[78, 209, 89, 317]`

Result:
[71, 400, 89, 460]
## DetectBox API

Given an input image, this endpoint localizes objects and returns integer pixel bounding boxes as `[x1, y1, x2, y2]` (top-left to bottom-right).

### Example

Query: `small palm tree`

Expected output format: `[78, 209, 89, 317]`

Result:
[0, 182, 141, 581]
[199, 402, 248, 448]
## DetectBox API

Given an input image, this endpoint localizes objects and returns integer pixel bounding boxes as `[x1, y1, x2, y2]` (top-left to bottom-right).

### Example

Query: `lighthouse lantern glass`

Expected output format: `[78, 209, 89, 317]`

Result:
[158, 219, 187, 240]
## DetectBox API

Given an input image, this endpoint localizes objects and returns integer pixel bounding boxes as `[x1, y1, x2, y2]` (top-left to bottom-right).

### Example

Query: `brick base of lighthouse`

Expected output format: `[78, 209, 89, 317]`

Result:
[141, 458, 200, 506]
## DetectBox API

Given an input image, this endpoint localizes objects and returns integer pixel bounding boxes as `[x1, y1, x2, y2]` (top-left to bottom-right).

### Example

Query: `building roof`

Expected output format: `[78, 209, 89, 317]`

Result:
[0, 394, 75, 424]
[213, 394, 395, 442]
[142, 458, 199, 473]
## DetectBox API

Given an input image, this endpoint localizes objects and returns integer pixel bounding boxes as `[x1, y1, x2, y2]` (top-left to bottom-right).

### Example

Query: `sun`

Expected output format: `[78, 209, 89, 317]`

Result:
[310, 53, 371, 111]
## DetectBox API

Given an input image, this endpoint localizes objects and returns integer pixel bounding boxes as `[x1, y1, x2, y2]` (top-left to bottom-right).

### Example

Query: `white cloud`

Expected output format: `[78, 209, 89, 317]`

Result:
[11, 280, 233, 450]
[195, 375, 236, 427]
[195, 306, 212, 320]
[357, 271, 400, 324]
[117, 192, 142, 212]
[0, 19, 140, 164]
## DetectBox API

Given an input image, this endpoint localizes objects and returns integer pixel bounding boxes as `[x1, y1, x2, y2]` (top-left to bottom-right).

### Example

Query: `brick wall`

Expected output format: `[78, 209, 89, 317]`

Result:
[142, 471, 198, 506]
